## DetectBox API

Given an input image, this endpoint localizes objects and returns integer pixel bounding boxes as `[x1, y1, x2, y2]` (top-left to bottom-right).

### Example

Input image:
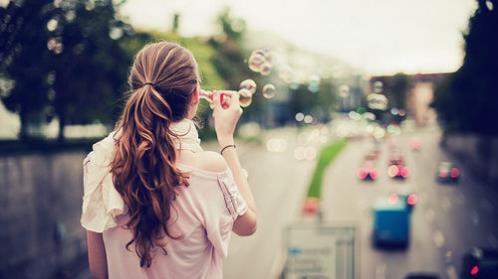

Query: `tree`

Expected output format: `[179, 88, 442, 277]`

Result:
[385, 73, 410, 110]
[0, 0, 55, 139]
[316, 78, 336, 122]
[433, 0, 498, 135]
[0, 0, 131, 141]
[208, 8, 266, 123]
[144, 28, 228, 125]
[49, 0, 131, 141]
[287, 78, 336, 124]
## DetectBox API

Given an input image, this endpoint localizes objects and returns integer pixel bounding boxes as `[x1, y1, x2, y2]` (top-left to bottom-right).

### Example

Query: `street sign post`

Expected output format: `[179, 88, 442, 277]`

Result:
[283, 224, 358, 279]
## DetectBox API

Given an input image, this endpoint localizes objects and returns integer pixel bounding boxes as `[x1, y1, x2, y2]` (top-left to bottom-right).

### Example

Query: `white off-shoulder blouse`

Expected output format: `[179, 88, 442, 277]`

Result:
[80, 132, 248, 279]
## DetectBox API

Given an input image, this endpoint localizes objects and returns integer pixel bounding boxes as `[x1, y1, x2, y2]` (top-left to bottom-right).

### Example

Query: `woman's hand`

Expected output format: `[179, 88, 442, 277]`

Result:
[212, 90, 243, 147]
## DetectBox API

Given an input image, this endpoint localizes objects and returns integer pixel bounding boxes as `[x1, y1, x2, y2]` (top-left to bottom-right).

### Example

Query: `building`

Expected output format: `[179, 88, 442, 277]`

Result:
[369, 73, 451, 126]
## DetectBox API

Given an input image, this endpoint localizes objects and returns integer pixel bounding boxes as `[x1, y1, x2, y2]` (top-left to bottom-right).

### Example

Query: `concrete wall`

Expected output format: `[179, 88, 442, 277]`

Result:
[0, 151, 88, 279]
[441, 133, 498, 186]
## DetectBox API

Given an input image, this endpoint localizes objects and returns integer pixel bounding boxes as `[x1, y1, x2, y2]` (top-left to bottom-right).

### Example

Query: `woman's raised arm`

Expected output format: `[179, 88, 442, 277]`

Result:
[212, 91, 257, 236]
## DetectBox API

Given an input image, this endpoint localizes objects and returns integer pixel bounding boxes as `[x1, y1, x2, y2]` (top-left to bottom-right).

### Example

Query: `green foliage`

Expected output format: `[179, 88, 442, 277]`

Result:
[0, 0, 131, 140]
[433, 0, 498, 135]
[0, 0, 55, 139]
[50, 0, 131, 141]
[147, 31, 228, 91]
[288, 78, 336, 122]
[143, 29, 228, 124]
[1, 3, 344, 142]
[207, 8, 268, 122]
[307, 139, 347, 199]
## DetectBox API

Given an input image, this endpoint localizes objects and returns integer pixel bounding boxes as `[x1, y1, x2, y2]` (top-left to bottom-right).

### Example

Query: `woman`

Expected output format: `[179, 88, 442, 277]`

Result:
[81, 42, 257, 279]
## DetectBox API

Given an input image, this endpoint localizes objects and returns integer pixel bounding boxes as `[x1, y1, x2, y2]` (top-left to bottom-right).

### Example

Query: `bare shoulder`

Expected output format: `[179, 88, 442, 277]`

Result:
[195, 151, 228, 173]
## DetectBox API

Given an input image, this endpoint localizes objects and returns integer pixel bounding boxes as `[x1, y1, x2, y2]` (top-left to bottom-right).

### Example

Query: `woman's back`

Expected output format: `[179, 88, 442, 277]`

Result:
[102, 164, 246, 279]
[82, 132, 247, 279]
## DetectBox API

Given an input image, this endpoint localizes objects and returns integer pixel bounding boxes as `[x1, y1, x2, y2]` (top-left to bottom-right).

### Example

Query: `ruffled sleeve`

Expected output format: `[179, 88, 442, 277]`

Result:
[80, 132, 125, 233]
[216, 172, 248, 219]
[203, 170, 248, 258]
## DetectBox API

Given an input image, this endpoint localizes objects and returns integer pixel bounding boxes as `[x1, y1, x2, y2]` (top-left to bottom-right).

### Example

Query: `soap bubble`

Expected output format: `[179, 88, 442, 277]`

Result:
[262, 84, 276, 99]
[253, 49, 267, 57]
[260, 62, 272, 76]
[238, 88, 253, 107]
[239, 79, 257, 95]
[248, 49, 273, 75]
[248, 50, 266, 72]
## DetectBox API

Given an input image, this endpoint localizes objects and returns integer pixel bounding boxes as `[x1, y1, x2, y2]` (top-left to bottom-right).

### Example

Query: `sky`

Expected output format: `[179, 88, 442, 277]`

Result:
[121, 0, 477, 75]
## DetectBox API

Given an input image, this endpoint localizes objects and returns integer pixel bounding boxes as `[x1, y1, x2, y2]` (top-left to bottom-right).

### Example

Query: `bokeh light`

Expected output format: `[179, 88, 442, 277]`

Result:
[295, 112, 305, 122]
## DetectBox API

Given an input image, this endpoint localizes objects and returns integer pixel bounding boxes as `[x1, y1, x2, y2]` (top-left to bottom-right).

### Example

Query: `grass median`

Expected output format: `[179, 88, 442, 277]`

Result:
[307, 139, 347, 199]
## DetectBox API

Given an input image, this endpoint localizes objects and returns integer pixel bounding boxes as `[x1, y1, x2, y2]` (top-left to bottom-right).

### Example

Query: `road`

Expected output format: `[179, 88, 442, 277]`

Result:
[74, 125, 498, 279]
[221, 127, 316, 279]
[322, 129, 498, 279]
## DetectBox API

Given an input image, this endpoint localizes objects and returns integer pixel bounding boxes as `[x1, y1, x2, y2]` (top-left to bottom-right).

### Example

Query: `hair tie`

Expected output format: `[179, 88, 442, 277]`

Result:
[144, 81, 155, 87]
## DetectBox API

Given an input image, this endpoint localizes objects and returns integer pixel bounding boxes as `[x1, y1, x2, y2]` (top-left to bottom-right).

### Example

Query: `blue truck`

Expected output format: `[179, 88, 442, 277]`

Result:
[372, 196, 411, 248]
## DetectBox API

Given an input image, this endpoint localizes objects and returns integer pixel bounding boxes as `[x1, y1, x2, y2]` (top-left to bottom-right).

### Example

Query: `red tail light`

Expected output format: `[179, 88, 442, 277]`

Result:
[470, 265, 479, 276]
[303, 198, 319, 215]
[407, 194, 417, 205]
[358, 169, 367, 179]
[399, 167, 409, 178]
[388, 165, 398, 178]
[370, 169, 378, 180]
[450, 168, 459, 178]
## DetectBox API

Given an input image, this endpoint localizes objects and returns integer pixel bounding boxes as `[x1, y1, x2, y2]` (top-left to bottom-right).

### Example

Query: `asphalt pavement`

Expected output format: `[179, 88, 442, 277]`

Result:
[222, 127, 316, 279]
[321, 129, 498, 279]
[75, 125, 498, 279]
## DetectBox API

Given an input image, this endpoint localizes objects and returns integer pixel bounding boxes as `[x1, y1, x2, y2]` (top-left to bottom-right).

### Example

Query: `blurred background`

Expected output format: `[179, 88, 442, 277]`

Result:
[0, 0, 497, 278]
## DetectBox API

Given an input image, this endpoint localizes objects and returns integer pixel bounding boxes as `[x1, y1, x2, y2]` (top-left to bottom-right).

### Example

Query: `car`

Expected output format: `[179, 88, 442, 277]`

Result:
[388, 163, 409, 179]
[461, 247, 498, 278]
[358, 161, 378, 181]
[372, 195, 410, 247]
[404, 272, 440, 279]
[437, 162, 460, 183]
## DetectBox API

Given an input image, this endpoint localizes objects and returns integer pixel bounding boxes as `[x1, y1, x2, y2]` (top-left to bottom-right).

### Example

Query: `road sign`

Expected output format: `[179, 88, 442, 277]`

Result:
[283, 224, 358, 279]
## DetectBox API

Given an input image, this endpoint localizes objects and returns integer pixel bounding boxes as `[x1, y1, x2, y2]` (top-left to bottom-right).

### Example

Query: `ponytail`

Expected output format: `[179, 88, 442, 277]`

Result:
[111, 84, 189, 267]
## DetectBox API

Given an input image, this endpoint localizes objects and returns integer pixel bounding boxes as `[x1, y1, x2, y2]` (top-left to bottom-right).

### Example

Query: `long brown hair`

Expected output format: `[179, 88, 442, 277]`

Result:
[110, 42, 199, 267]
